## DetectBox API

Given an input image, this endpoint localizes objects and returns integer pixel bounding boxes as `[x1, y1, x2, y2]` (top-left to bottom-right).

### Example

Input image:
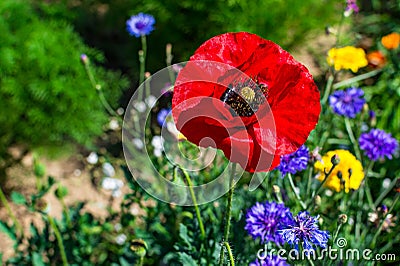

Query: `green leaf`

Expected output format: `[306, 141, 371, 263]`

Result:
[119, 257, 131, 266]
[178, 223, 192, 249]
[11, 191, 26, 205]
[178, 252, 197, 266]
[32, 252, 45, 266]
[0, 221, 16, 241]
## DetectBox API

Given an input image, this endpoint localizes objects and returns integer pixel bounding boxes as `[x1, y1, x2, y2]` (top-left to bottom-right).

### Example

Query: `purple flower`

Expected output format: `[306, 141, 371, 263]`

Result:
[157, 108, 171, 127]
[276, 145, 309, 176]
[329, 87, 365, 118]
[245, 202, 293, 245]
[250, 255, 289, 266]
[345, 0, 359, 14]
[359, 129, 398, 161]
[126, 13, 155, 37]
[278, 211, 330, 251]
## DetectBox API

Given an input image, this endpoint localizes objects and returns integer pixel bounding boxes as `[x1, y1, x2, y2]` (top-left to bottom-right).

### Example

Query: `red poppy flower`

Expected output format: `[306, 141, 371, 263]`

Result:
[172, 32, 320, 172]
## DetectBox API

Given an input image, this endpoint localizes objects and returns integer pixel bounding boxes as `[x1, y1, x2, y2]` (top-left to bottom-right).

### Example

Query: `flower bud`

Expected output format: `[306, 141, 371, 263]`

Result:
[138, 50, 144, 57]
[314, 195, 321, 206]
[80, 54, 89, 65]
[338, 214, 348, 225]
[55, 185, 68, 200]
[130, 238, 147, 258]
[34, 198, 50, 214]
[166, 43, 172, 55]
[369, 110, 377, 127]
[34, 162, 46, 178]
[379, 205, 388, 215]
[331, 154, 340, 166]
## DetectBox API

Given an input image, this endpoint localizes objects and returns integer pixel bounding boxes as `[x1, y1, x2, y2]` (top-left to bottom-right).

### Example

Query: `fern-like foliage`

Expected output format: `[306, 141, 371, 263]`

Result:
[0, 0, 128, 163]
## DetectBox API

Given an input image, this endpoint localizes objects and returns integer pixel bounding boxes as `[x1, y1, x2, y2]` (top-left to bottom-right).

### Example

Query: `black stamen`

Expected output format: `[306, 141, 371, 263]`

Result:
[219, 78, 268, 117]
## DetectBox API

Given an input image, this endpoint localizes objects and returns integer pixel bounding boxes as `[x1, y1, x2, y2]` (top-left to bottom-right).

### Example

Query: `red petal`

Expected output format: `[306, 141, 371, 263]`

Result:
[220, 130, 281, 172]
[266, 63, 321, 154]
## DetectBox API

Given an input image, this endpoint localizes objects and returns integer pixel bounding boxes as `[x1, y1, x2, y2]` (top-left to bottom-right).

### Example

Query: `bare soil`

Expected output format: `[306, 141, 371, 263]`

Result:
[0, 153, 127, 262]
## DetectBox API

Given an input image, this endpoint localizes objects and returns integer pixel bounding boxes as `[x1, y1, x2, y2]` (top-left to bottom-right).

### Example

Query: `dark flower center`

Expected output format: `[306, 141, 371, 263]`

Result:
[220, 78, 268, 117]
[343, 95, 352, 103]
[135, 22, 146, 30]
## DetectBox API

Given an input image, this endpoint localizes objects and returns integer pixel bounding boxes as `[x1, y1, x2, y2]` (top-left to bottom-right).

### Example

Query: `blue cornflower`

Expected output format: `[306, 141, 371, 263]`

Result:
[278, 211, 330, 251]
[249, 255, 289, 266]
[126, 13, 155, 37]
[359, 129, 398, 161]
[157, 108, 171, 127]
[245, 201, 293, 245]
[329, 87, 365, 118]
[276, 145, 309, 176]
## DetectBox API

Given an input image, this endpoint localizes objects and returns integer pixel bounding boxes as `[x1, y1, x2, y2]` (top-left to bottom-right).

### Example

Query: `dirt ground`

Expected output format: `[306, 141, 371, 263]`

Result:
[0, 152, 127, 262]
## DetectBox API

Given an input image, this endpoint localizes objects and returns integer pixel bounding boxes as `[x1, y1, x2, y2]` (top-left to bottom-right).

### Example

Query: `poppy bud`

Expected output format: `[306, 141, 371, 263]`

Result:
[331, 154, 340, 166]
[338, 214, 348, 225]
[55, 185, 68, 199]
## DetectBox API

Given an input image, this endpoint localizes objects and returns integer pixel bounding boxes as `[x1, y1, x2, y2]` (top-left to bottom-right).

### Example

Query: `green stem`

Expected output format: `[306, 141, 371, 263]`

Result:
[306, 167, 313, 197]
[321, 74, 334, 105]
[363, 161, 376, 211]
[370, 193, 400, 249]
[355, 174, 366, 245]
[36, 177, 42, 193]
[180, 167, 206, 239]
[374, 178, 398, 208]
[307, 257, 315, 266]
[60, 199, 72, 228]
[335, 11, 345, 47]
[219, 163, 237, 265]
[165, 44, 176, 84]
[141, 35, 150, 99]
[84, 62, 97, 89]
[307, 162, 338, 208]
[138, 50, 145, 101]
[138, 35, 147, 99]
[141, 35, 147, 64]
[48, 215, 68, 266]
[98, 87, 119, 118]
[332, 224, 343, 245]
[0, 186, 23, 237]
[144, 73, 151, 101]
[332, 69, 382, 89]
[83, 61, 119, 118]
[287, 173, 307, 209]
[344, 117, 362, 160]
[224, 241, 235, 266]
[138, 256, 144, 266]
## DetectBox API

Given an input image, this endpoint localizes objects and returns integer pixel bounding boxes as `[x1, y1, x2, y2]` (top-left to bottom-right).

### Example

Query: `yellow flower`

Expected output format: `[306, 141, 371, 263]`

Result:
[381, 32, 400, 50]
[314, 150, 364, 193]
[327, 46, 368, 72]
